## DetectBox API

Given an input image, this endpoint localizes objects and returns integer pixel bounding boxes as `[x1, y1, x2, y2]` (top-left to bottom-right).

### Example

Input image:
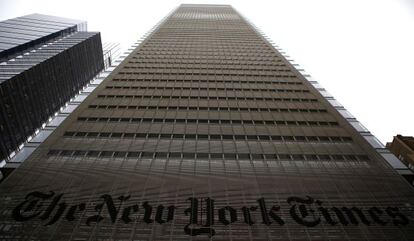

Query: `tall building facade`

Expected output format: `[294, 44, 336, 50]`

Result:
[0, 14, 104, 168]
[1, 4, 414, 240]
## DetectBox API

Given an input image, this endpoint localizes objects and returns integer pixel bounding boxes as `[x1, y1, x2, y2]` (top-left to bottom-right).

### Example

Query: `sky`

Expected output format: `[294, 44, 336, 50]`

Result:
[1, 0, 413, 144]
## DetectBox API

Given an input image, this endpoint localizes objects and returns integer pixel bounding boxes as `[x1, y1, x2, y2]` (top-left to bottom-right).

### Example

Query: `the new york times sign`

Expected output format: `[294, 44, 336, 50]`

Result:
[12, 191, 409, 236]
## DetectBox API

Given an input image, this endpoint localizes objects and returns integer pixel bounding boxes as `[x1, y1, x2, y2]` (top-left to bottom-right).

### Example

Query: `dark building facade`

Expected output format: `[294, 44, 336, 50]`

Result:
[387, 135, 414, 170]
[0, 4, 414, 240]
[0, 41, 119, 181]
[0, 14, 86, 62]
[0, 14, 104, 167]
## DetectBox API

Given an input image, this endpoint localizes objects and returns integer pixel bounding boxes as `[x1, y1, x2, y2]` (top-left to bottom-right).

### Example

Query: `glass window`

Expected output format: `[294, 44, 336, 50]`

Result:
[9, 147, 36, 163]
[338, 109, 354, 119]
[381, 153, 408, 169]
[319, 90, 332, 97]
[29, 130, 53, 143]
[73, 94, 88, 103]
[349, 121, 369, 132]
[83, 86, 95, 93]
[363, 135, 384, 148]
[47, 116, 66, 127]
[327, 99, 343, 107]
[61, 104, 78, 114]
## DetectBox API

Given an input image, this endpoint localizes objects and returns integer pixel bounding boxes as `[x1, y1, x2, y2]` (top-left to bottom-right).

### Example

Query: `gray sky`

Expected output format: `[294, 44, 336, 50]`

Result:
[1, 0, 413, 144]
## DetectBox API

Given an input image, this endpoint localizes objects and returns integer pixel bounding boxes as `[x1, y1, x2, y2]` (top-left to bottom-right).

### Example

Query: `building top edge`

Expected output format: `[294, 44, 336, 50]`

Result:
[179, 4, 232, 7]
[19, 13, 85, 25]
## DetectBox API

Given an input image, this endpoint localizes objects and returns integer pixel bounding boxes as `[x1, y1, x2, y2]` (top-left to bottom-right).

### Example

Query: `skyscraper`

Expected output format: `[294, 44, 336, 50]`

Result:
[0, 14, 104, 168]
[1, 4, 413, 240]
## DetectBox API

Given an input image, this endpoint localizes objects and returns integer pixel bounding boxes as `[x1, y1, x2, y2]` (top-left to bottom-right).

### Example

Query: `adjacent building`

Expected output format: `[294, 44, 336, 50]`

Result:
[0, 40, 120, 180]
[0, 13, 87, 62]
[387, 135, 414, 169]
[0, 14, 104, 172]
[0, 5, 414, 240]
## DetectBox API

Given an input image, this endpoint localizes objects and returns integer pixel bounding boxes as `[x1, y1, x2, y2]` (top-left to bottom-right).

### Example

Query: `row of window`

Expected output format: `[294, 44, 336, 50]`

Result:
[132, 55, 280, 62]
[118, 71, 296, 78]
[88, 105, 327, 113]
[115, 74, 296, 81]
[111, 78, 303, 85]
[142, 42, 270, 48]
[77, 116, 338, 126]
[104, 86, 309, 93]
[96, 95, 318, 102]
[143, 40, 268, 46]
[138, 43, 271, 48]
[137, 49, 273, 54]
[63, 131, 353, 143]
[136, 50, 276, 57]
[138, 46, 273, 51]
[142, 44, 268, 50]
[47, 149, 369, 162]
[148, 33, 263, 39]
[122, 65, 291, 72]
[128, 60, 287, 67]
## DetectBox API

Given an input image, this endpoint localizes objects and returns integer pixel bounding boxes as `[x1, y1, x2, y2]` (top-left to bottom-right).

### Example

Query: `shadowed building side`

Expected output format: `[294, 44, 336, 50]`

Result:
[0, 14, 104, 175]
